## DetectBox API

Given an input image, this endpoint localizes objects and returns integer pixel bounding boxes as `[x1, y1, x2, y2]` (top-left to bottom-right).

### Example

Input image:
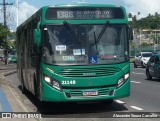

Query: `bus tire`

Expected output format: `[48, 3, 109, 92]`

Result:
[21, 76, 27, 94]
[34, 74, 38, 96]
[21, 73, 27, 94]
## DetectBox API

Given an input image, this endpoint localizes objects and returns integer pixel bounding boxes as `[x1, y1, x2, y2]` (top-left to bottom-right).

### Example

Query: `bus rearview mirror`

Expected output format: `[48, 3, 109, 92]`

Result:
[34, 29, 41, 46]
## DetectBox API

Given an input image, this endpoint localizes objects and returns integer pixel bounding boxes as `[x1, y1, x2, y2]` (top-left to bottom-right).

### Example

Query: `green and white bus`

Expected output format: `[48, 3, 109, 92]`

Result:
[16, 4, 132, 104]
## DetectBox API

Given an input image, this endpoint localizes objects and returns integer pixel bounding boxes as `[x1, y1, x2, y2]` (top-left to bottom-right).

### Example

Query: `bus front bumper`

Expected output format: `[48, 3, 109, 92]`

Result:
[41, 79, 130, 102]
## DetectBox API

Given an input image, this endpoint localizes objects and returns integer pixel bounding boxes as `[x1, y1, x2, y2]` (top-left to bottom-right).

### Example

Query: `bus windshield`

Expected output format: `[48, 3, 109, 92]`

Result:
[43, 24, 128, 65]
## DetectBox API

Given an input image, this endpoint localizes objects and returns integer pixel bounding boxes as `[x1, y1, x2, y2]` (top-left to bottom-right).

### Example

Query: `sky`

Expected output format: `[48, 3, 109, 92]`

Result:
[1, 0, 160, 31]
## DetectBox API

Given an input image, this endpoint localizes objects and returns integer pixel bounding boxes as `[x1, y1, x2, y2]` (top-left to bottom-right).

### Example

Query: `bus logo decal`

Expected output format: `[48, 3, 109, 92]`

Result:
[83, 73, 96, 76]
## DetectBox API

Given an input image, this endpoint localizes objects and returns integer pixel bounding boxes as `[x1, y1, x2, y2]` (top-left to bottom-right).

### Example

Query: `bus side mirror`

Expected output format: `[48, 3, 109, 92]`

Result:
[34, 29, 41, 46]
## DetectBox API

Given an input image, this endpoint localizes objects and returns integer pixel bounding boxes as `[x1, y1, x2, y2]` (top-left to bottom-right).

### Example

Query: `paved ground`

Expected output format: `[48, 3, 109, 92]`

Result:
[0, 62, 16, 112]
[0, 62, 16, 76]
[1, 62, 160, 121]
[0, 88, 12, 112]
[0, 61, 26, 112]
[0, 62, 40, 121]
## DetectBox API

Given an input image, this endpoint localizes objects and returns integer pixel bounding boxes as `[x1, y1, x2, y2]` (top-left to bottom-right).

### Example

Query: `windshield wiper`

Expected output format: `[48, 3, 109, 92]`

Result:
[63, 21, 81, 43]
[92, 20, 110, 55]
[94, 32, 99, 55]
[63, 21, 84, 59]
[95, 20, 110, 43]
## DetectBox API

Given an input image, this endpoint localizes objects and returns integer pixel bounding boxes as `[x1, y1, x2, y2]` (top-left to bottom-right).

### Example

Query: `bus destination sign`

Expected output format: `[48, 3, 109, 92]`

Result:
[46, 7, 124, 19]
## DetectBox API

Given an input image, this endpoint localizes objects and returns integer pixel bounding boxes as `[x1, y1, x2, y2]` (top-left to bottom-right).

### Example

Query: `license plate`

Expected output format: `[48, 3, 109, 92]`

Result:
[83, 90, 98, 96]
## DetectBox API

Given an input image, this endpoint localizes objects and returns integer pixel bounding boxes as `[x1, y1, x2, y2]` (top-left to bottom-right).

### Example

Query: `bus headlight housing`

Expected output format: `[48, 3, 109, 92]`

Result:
[44, 76, 51, 83]
[117, 73, 129, 88]
[44, 75, 61, 91]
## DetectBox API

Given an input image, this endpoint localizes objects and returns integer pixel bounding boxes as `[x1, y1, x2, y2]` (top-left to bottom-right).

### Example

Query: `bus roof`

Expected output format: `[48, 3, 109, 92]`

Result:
[52, 4, 119, 8]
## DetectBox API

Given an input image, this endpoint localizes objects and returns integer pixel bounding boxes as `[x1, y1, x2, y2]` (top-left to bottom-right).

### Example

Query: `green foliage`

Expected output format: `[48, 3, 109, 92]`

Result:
[141, 42, 151, 47]
[8, 32, 16, 48]
[0, 23, 14, 48]
[128, 12, 160, 29]
[130, 42, 137, 48]
[0, 24, 10, 47]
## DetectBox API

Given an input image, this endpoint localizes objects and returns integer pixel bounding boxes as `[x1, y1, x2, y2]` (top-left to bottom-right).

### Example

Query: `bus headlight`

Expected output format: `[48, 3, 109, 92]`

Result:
[44, 75, 61, 91]
[117, 73, 129, 88]
[44, 76, 51, 84]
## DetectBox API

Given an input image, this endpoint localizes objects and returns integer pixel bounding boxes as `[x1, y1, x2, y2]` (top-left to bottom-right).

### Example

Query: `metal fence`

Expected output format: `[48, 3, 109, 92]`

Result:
[130, 45, 160, 57]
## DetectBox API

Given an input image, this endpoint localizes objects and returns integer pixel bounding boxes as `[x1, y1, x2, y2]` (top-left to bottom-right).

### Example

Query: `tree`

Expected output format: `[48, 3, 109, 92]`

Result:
[130, 42, 137, 48]
[155, 12, 159, 17]
[0, 23, 11, 65]
[133, 15, 137, 21]
[137, 12, 140, 20]
[0, 24, 11, 47]
[148, 13, 151, 17]
[128, 13, 132, 18]
[141, 42, 150, 47]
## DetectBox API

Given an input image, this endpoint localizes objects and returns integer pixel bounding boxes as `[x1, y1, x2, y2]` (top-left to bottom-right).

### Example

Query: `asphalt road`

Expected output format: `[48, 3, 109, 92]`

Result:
[5, 63, 160, 120]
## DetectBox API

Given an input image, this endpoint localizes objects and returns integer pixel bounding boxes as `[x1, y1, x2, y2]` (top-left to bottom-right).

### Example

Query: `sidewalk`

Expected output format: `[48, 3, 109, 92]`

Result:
[0, 88, 12, 112]
[0, 62, 17, 76]
[0, 62, 19, 112]
[0, 62, 28, 112]
[0, 62, 41, 120]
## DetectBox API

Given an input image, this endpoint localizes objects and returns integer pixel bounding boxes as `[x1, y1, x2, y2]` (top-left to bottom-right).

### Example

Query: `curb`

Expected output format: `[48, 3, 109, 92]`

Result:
[2, 70, 17, 76]
[0, 72, 41, 121]
[0, 70, 30, 112]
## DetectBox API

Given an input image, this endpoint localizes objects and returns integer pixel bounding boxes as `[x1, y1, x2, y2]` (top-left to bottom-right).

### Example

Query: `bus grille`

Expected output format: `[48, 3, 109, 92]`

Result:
[59, 67, 120, 77]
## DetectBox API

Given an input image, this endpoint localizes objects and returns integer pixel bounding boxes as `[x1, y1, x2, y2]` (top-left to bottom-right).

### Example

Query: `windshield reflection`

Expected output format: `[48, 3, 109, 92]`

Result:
[42, 24, 128, 65]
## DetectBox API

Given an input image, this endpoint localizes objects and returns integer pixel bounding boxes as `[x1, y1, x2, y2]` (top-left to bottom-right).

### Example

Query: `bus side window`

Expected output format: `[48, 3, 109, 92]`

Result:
[43, 47, 52, 63]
